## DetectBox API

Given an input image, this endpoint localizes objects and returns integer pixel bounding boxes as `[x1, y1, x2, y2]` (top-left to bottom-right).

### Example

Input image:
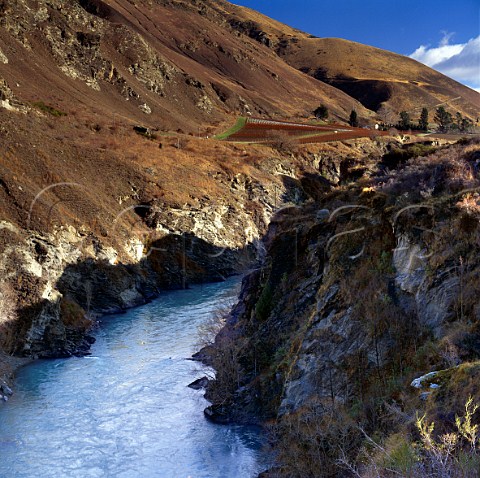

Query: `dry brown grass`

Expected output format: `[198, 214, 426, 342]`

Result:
[271, 401, 361, 478]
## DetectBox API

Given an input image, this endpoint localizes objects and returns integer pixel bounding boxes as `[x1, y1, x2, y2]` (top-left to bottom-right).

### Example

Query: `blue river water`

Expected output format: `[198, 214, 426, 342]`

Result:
[0, 278, 266, 478]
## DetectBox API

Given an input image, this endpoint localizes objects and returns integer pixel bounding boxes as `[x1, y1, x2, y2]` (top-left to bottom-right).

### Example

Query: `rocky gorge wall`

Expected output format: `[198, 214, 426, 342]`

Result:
[205, 138, 480, 477]
[0, 173, 267, 361]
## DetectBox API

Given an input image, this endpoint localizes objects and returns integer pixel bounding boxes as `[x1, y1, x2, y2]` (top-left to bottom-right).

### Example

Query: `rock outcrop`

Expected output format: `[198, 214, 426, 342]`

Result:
[205, 139, 480, 476]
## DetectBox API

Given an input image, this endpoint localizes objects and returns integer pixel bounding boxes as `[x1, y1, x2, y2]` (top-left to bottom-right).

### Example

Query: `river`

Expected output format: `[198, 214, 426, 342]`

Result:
[0, 278, 266, 478]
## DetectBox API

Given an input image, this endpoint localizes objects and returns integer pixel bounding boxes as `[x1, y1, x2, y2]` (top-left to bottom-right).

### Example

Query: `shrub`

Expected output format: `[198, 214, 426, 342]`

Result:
[333, 397, 480, 477]
[382, 434, 419, 475]
[272, 402, 361, 478]
[414, 396, 480, 477]
[269, 131, 298, 154]
[349, 110, 359, 127]
[206, 330, 243, 405]
[32, 101, 67, 117]
[60, 299, 91, 331]
[314, 104, 329, 120]
[196, 301, 232, 349]
[255, 282, 273, 321]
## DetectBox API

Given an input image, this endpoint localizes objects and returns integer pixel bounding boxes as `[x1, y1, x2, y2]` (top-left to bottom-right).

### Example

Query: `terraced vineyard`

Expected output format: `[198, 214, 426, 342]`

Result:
[218, 117, 389, 143]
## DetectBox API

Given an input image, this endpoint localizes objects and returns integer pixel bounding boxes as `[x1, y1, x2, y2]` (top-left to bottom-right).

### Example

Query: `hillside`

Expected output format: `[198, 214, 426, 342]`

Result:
[0, 1, 479, 474]
[0, 0, 372, 134]
[277, 37, 480, 119]
[222, 1, 480, 120]
[1, 0, 477, 136]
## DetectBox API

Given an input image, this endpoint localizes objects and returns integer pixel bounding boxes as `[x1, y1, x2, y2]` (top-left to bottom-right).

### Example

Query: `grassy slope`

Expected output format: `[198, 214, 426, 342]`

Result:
[0, 0, 371, 136]
[223, 1, 480, 119]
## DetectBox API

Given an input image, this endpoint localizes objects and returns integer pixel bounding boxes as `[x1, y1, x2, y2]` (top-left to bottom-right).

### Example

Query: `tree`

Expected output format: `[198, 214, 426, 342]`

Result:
[461, 117, 474, 132]
[349, 110, 358, 127]
[453, 112, 474, 133]
[418, 107, 429, 131]
[434, 106, 453, 132]
[378, 104, 395, 125]
[314, 104, 329, 120]
[398, 111, 411, 130]
[456, 112, 463, 130]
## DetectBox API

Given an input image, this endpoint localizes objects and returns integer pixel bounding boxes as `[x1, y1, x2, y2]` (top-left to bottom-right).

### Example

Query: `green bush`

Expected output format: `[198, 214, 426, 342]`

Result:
[32, 101, 67, 117]
[255, 282, 273, 322]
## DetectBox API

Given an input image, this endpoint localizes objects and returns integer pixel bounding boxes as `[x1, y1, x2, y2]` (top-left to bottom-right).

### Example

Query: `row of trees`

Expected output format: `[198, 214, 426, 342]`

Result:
[394, 106, 474, 132]
[314, 104, 475, 133]
[393, 108, 429, 131]
[434, 107, 474, 133]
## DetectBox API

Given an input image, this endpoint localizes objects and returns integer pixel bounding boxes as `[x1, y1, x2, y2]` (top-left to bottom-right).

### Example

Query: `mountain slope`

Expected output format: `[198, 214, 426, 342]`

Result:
[278, 37, 480, 119]
[222, 1, 480, 120]
[0, 0, 478, 133]
[0, 0, 371, 133]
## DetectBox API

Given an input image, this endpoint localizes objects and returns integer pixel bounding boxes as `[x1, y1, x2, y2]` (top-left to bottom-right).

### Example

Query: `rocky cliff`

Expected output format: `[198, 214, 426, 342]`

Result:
[205, 138, 480, 476]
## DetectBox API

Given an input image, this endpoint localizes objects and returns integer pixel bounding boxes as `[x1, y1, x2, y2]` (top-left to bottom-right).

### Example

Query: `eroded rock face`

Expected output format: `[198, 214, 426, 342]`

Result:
[206, 141, 480, 439]
[393, 234, 460, 336]
[0, 221, 237, 358]
[0, 78, 26, 112]
[393, 234, 426, 293]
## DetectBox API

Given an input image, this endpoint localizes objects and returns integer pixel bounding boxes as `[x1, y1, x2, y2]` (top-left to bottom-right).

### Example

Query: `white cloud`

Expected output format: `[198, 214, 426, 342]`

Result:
[409, 34, 480, 90]
[410, 43, 464, 66]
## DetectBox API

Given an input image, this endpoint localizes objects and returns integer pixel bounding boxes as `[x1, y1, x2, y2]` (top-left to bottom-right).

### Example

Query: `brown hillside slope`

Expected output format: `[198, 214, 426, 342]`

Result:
[278, 37, 480, 119]
[222, 2, 480, 119]
[0, 0, 371, 134]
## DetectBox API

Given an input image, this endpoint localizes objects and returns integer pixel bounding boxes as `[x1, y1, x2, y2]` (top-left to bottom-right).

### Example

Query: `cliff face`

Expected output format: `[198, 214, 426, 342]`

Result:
[206, 139, 480, 476]
[0, 151, 270, 360]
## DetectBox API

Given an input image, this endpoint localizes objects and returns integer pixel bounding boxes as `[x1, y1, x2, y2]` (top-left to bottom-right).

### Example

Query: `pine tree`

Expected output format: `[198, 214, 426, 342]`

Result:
[434, 106, 453, 132]
[419, 108, 429, 131]
[349, 109, 358, 127]
[460, 117, 473, 132]
[398, 111, 411, 130]
[456, 112, 463, 130]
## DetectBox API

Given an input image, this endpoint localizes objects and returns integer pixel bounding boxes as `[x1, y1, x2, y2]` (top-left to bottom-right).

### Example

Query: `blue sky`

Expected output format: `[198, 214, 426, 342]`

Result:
[234, 0, 480, 91]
